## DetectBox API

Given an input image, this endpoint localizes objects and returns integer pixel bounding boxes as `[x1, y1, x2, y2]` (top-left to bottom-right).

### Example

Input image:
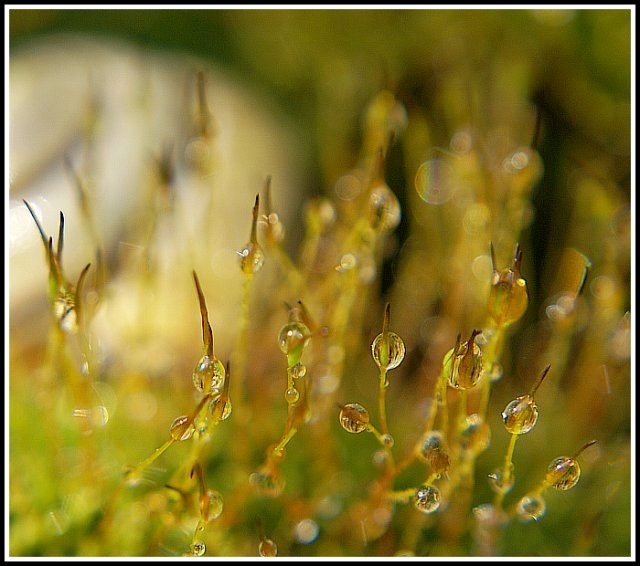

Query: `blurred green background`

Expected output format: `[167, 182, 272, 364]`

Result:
[9, 7, 632, 302]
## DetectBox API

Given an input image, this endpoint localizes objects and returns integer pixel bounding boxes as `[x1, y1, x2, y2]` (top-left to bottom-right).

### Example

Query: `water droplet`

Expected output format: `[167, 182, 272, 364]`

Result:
[209, 395, 232, 421]
[415, 158, 457, 204]
[285, 387, 300, 405]
[188, 540, 206, 556]
[339, 403, 370, 433]
[413, 484, 441, 514]
[278, 322, 311, 366]
[488, 464, 515, 494]
[237, 241, 265, 275]
[545, 456, 581, 490]
[516, 493, 546, 522]
[250, 468, 285, 498]
[381, 433, 395, 448]
[200, 489, 223, 522]
[459, 413, 491, 454]
[192, 355, 226, 394]
[487, 247, 529, 328]
[502, 395, 539, 434]
[169, 415, 195, 441]
[416, 430, 450, 474]
[368, 183, 401, 232]
[336, 253, 357, 272]
[444, 331, 484, 390]
[371, 331, 406, 371]
[258, 538, 278, 557]
[293, 518, 319, 544]
[503, 148, 531, 173]
[290, 362, 307, 380]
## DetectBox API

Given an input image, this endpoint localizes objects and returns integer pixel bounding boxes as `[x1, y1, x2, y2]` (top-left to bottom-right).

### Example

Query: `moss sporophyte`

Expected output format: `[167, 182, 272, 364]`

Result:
[11, 64, 629, 558]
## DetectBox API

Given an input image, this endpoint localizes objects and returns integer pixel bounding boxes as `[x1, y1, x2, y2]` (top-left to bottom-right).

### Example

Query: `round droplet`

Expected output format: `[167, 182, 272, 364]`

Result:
[188, 540, 206, 557]
[192, 355, 226, 394]
[209, 395, 232, 421]
[238, 242, 265, 275]
[413, 484, 441, 514]
[502, 395, 539, 435]
[285, 387, 300, 405]
[516, 493, 546, 522]
[278, 322, 311, 366]
[169, 415, 194, 441]
[371, 331, 406, 371]
[488, 464, 515, 495]
[545, 456, 581, 490]
[339, 403, 370, 434]
[488, 265, 529, 328]
[381, 433, 395, 448]
[416, 430, 450, 474]
[250, 468, 285, 498]
[336, 253, 357, 272]
[290, 362, 307, 380]
[415, 158, 457, 204]
[200, 489, 223, 522]
[459, 413, 491, 454]
[368, 183, 401, 232]
[445, 332, 484, 390]
[258, 538, 278, 557]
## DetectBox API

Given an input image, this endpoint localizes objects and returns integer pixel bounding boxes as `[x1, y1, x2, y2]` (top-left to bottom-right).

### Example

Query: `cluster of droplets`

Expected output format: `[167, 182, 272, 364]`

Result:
[515, 440, 597, 523]
[487, 366, 551, 501]
[278, 303, 312, 406]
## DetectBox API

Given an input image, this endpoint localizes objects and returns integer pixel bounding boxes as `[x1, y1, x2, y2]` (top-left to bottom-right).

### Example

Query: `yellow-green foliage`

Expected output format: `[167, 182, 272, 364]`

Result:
[8, 8, 631, 558]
